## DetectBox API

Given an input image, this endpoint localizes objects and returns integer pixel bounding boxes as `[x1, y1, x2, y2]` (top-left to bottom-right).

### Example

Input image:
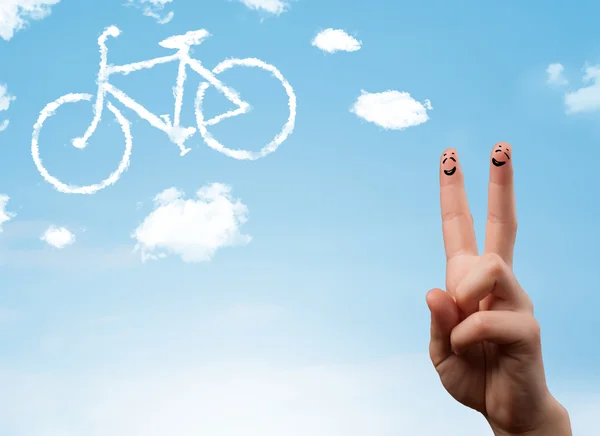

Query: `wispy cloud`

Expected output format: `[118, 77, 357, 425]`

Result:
[0, 84, 16, 132]
[351, 90, 432, 130]
[126, 0, 174, 24]
[546, 63, 568, 86]
[564, 65, 600, 114]
[0, 0, 60, 41]
[0, 195, 15, 232]
[40, 225, 75, 249]
[239, 0, 289, 15]
[132, 183, 251, 263]
[312, 29, 361, 54]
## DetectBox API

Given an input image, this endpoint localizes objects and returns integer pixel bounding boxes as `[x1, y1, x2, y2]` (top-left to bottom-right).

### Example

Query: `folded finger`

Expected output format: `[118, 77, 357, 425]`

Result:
[450, 310, 541, 357]
[454, 253, 533, 316]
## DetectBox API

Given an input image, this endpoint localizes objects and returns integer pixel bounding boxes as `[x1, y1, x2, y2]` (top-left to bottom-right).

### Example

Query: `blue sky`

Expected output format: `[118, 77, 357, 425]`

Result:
[0, 0, 599, 434]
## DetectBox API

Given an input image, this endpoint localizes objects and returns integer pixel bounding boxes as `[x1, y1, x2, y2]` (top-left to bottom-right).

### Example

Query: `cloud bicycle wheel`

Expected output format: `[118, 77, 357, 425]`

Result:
[31, 93, 133, 194]
[195, 57, 297, 161]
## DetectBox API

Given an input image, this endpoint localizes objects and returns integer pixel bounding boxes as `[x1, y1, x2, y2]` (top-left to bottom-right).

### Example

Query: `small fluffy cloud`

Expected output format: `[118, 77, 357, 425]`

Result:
[0, 0, 60, 41]
[41, 225, 75, 248]
[0, 84, 16, 132]
[564, 65, 600, 114]
[0, 195, 15, 232]
[312, 29, 361, 54]
[132, 183, 251, 263]
[351, 90, 432, 130]
[239, 0, 288, 15]
[127, 0, 174, 24]
[546, 63, 568, 86]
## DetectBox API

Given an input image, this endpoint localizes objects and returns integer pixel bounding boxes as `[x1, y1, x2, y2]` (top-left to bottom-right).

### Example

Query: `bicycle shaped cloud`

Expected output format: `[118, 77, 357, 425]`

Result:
[32, 26, 297, 194]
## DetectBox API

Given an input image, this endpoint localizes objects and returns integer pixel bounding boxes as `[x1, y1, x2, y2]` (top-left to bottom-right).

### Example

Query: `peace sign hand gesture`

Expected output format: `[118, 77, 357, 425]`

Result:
[426, 143, 572, 436]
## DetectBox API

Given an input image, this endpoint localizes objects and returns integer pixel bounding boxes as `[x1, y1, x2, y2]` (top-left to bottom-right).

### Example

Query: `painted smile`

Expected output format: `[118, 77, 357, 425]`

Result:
[492, 150, 510, 167]
[444, 167, 457, 176]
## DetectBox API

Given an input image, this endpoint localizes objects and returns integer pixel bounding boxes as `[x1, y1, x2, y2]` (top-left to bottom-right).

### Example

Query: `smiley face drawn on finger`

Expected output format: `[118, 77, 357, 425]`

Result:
[492, 142, 511, 167]
[442, 150, 457, 176]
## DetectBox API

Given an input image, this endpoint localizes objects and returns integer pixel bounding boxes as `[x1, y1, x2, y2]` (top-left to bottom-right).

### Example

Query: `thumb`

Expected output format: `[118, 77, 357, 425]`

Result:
[426, 288, 460, 368]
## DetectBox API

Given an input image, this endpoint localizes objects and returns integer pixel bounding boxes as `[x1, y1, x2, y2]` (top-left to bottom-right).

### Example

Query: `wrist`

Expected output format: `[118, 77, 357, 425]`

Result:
[490, 395, 572, 436]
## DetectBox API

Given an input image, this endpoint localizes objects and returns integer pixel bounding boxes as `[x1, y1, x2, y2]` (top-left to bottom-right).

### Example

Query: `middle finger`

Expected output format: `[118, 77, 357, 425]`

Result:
[484, 142, 517, 266]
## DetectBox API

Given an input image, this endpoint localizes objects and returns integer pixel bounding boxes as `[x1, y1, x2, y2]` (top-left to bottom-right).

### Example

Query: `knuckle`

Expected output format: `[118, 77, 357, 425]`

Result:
[487, 211, 518, 227]
[523, 295, 535, 314]
[526, 317, 542, 344]
[441, 210, 469, 223]
[482, 252, 505, 276]
[471, 312, 489, 335]
[487, 214, 518, 238]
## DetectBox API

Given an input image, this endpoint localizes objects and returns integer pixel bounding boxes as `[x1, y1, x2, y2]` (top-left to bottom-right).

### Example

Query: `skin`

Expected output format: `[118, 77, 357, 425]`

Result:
[441, 150, 457, 176]
[429, 143, 572, 435]
[491, 142, 511, 168]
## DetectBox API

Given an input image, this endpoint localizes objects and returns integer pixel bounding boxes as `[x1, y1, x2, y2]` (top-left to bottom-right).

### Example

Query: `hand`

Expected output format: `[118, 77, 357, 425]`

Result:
[427, 143, 572, 435]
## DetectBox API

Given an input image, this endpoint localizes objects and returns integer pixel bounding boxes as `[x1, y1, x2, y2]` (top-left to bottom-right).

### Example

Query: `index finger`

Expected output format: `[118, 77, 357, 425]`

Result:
[440, 148, 478, 260]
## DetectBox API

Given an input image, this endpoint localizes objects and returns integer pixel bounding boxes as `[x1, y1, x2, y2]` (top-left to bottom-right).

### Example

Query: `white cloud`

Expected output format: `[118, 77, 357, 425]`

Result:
[312, 28, 361, 53]
[239, 0, 288, 15]
[132, 183, 251, 263]
[40, 225, 75, 248]
[546, 63, 568, 86]
[0, 85, 15, 112]
[564, 65, 600, 114]
[127, 0, 174, 24]
[0, 353, 596, 435]
[351, 90, 432, 130]
[0, 84, 16, 131]
[0, 0, 60, 41]
[0, 195, 15, 232]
